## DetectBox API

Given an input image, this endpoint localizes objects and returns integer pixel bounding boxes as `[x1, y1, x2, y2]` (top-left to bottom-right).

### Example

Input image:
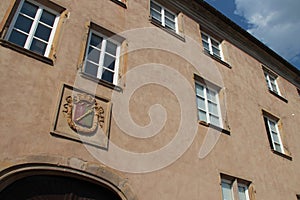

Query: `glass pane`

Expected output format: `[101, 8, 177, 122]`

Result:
[210, 114, 220, 126]
[212, 46, 221, 57]
[196, 97, 206, 110]
[103, 54, 116, 70]
[207, 89, 217, 102]
[84, 61, 98, 77]
[21, 1, 38, 18]
[221, 182, 233, 200]
[274, 143, 282, 152]
[202, 41, 210, 51]
[272, 132, 280, 143]
[40, 10, 56, 26]
[29, 38, 47, 55]
[198, 110, 207, 121]
[150, 10, 162, 22]
[269, 120, 276, 132]
[14, 15, 33, 33]
[238, 185, 247, 200]
[208, 101, 218, 116]
[271, 82, 278, 93]
[87, 47, 101, 63]
[150, 1, 161, 12]
[201, 33, 209, 42]
[90, 34, 103, 48]
[211, 39, 220, 47]
[8, 30, 27, 47]
[195, 84, 204, 97]
[165, 10, 175, 20]
[101, 68, 114, 83]
[106, 41, 117, 56]
[165, 18, 175, 30]
[34, 23, 52, 41]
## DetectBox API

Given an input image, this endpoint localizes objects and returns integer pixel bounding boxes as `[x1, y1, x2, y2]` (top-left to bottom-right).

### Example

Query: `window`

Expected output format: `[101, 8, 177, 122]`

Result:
[263, 116, 284, 153]
[221, 179, 234, 200]
[195, 82, 222, 127]
[4, 0, 60, 57]
[201, 32, 222, 60]
[221, 175, 251, 200]
[264, 71, 280, 94]
[238, 183, 250, 200]
[150, 1, 177, 32]
[83, 30, 121, 85]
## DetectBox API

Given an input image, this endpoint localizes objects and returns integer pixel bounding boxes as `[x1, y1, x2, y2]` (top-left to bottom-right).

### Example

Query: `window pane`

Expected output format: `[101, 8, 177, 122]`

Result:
[150, 10, 162, 22]
[196, 97, 206, 110]
[165, 18, 175, 30]
[201, 33, 208, 42]
[87, 47, 101, 63]
[221, 182, 233, 200]
[30, 38, 47, 55]
[103, 54, 116, 70]
[212, 46, 221, 57]
[211, 39, 220, 47]
[21, 1, 38, 18]
[195, 84, 204, 97]
[208, 101, 218, 116]
[202, 41, 210, 51]
[14, 15, 33, 33]
[106, 41, 117, 56]
[269, 120, 276, 132]
[274, 143, 282, 152]
[238, 185, 247, 200]
[90, 34, 103, 48]
[101, 68, 114, 83]
[207, 89, 217, 102]
[271, 131, 280, 143]
[198, 110, 207, 121]
[210, 114, 220, 126]
[34, 23, 52, 41]
[165, 10, 175, 20]
[40, 10, 56, 27]
[8, 30, 27, 47]
[84, 61, 98, 77]
[150, 1, 161, 13]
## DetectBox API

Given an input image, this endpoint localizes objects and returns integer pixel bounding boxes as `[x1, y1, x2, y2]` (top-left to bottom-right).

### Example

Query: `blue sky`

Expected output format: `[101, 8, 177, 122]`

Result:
[204, 0, 300, 70]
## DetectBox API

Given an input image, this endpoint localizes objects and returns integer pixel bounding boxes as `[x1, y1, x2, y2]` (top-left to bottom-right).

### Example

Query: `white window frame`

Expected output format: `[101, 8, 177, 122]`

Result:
[265, 116, 284, 153]
[195, 82, 223, 128]
[264, 71, 280, 94]
[221, 179, 234, 200]
[237, 183, 250, 200]
[83, 30, 121, 85]
[150, 0, 178, 33]
[5, 0, 60, 57]
[201, 32, 223, 60]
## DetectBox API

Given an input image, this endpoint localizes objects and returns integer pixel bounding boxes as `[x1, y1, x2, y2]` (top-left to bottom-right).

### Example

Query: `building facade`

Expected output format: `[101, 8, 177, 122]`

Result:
[0, 0, 300, 199]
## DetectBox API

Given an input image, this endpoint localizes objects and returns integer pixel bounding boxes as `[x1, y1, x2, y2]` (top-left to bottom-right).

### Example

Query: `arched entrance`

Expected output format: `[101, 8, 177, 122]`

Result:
[0, 174, 122, 199]
[0, 155, 137, 200]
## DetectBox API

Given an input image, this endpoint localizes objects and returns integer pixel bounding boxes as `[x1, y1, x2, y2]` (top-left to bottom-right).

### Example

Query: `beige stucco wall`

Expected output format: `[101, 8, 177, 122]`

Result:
[0, 0, 300, 199]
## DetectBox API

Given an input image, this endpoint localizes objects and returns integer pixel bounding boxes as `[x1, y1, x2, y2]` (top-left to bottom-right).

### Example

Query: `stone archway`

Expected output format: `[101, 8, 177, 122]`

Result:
[0, 155, 137, 200]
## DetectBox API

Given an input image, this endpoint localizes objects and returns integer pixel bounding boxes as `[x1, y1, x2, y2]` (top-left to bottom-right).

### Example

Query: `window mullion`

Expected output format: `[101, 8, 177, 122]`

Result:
[97, 39, 106, 79]
[208, 37, 213, 55]
[204, 87, 210, 123]
[25, 6, 42, 49]
[161, 8, 165, 26]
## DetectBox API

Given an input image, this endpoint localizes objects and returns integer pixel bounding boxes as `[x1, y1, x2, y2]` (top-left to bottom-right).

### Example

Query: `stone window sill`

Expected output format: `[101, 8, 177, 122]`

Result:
[203, 50, 231, 69]
[271, 149, 292, 161]
[110, 0, 127, 8]
[149, 18, 185, 42]
[268, 89, 288, 103]
[0, 39, 54, 65]
[199, 121, 230, 135]
[80, 72, 122, 92]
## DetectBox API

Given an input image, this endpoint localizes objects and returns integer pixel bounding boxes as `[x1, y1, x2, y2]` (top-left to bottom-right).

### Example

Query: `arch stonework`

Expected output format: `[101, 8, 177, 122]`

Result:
[0, 154, 137, 200]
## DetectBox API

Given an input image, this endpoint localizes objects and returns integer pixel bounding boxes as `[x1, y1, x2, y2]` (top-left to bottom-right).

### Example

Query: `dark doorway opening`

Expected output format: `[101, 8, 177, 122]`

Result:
[0, 174, 122, 200]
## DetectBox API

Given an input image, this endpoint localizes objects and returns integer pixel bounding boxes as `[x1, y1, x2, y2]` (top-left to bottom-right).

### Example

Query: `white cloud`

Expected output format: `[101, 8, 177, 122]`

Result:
[234, 0, 300, 68]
